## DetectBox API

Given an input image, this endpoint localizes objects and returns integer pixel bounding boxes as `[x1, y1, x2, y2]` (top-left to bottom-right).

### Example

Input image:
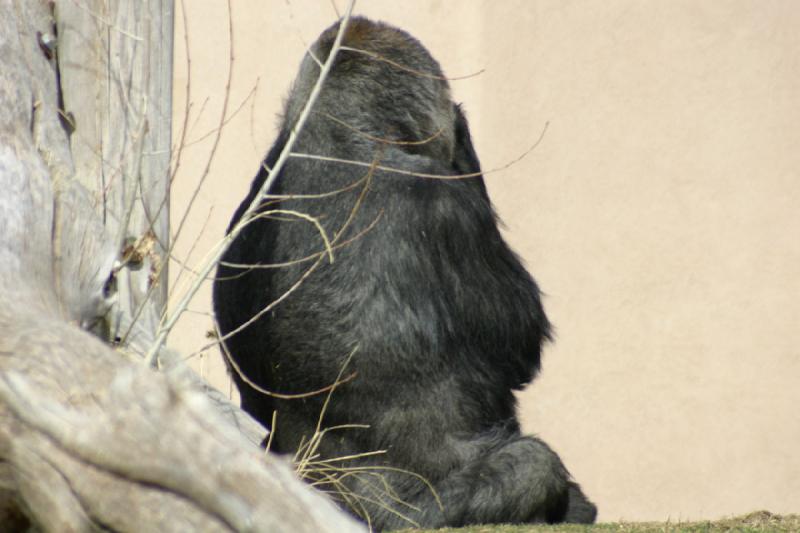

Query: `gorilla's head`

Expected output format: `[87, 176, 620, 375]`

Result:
[285, 17, 456, 162]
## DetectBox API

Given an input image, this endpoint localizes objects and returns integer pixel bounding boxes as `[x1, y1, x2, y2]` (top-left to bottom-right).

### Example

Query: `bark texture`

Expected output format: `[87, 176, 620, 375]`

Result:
[0, 1, 362, 531]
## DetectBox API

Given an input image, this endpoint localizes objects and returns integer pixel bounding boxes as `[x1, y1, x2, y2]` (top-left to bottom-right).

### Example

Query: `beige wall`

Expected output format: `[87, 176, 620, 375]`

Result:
[170, 1, 800, 522]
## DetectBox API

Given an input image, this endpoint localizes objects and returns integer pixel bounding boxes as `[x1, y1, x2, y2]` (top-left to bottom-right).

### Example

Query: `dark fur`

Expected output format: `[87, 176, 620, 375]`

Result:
[213, 17, 596, 530]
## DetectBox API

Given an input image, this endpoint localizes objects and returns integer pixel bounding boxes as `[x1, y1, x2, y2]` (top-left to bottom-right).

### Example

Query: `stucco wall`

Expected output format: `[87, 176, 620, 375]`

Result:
[170, 1, 800, 522]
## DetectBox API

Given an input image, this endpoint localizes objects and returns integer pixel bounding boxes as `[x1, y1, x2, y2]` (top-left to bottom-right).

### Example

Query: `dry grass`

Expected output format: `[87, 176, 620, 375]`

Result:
[403, 511, 800, 533]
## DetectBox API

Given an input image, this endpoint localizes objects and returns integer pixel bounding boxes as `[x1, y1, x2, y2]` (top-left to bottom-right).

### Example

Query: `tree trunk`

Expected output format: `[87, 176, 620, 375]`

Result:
[0, 1, 362, 531]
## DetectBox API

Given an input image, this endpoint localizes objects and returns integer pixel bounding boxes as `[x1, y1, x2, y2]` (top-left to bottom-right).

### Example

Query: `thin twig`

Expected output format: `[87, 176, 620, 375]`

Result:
[318, 110, 446, 146]
[183, 83, 258, 148]
[339, 45, 484, 81]
[289, 120, 550, 181]
[215, 320, 357, 401]
[215, 210, 382, 275]
[169, 0, 236, 269]
[144, 0, 358, 366]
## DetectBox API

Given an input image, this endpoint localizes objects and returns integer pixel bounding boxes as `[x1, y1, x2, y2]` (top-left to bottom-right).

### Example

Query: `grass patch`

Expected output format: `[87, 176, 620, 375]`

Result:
[403, 511, 800, 533]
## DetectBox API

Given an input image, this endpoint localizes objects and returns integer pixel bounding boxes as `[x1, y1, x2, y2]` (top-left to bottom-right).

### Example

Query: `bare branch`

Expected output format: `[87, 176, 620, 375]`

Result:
[145, 0, 359, 366]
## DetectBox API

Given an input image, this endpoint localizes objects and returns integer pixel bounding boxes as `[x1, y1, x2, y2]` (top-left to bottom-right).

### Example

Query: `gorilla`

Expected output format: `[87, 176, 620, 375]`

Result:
[213, 16, 596, 530]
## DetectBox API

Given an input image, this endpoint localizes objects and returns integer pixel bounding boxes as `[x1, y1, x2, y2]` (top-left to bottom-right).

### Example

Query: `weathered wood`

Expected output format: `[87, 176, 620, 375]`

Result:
[0, 306, 361, 532]
[0, 1, 363, 531]
[57, 0, 172, 332]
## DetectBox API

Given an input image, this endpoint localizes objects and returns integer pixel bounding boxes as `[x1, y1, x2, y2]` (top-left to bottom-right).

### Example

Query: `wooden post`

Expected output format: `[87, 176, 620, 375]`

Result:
[56, 0, 173, 335]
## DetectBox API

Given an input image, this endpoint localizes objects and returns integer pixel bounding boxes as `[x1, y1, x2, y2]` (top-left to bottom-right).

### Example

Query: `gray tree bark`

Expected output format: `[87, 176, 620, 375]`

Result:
[0, 1, 363, 531]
